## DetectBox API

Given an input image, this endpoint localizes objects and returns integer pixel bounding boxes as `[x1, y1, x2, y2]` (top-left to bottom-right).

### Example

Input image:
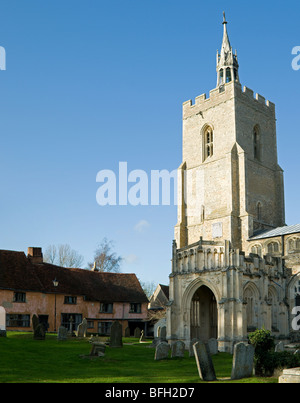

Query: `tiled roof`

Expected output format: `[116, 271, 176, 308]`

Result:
[0, 250, 148, 303]
[249, 224, 300, 241]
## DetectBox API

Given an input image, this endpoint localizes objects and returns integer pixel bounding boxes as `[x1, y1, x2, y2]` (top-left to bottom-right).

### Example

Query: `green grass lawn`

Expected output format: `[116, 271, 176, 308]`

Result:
[0, 332, 277, 383]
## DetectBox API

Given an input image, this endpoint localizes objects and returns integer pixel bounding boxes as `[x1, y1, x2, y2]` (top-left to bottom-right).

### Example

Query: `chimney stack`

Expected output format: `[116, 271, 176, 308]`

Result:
[27, 247, 43, 264]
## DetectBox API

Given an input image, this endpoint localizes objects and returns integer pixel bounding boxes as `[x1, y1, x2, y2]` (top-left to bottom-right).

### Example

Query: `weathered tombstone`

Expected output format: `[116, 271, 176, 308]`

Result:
[32, 314, 39, 332]
[77, 318, 88, 338]
[57, 326, 68, 341]
[134, 327, 141, 338]
[207, 338, 218, 355]
[34, 323, 45, 340]
[155, 342, 170, 361]
[189, 338, 200, 357]
[0, 307, 6, 337]
[193, 341, 217, 382]
[110, 321, 123, 348]
[171, 341, 185, 358]
[125, 327, 130, 337]
[90, 342, 106, 357]
[231, 342, 255, 380]
[275, 341, 285, 352]
[139, 330, 146, 342]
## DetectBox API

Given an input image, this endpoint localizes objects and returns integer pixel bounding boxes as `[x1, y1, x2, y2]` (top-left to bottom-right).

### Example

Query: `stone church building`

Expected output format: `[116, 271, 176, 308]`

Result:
[167, 14, 300, 353]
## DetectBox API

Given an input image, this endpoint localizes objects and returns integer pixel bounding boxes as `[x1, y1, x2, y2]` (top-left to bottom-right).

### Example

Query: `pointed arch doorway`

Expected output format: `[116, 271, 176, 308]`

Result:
[190, 286, 218, 341]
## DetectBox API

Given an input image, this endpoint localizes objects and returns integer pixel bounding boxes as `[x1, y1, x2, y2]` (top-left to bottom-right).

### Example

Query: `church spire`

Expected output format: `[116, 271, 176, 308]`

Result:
[216, 12, 239, 87]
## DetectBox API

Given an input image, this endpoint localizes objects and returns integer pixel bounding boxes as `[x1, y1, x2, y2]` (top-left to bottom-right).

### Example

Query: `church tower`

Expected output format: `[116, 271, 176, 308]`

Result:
[168, 14, 290, 353]
[175, 13, 285, 252]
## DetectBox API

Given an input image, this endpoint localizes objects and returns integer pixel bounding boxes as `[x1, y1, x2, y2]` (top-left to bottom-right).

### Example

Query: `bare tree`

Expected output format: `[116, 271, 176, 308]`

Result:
[44, 244, 84, 268]
[88, 238, 122, 273]
[139, 280, 156, 299]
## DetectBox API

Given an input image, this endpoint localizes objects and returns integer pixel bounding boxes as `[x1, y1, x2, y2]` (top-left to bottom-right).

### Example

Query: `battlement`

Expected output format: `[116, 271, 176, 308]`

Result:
[183, 82, 275, 119]
[171, 239, 283, 276]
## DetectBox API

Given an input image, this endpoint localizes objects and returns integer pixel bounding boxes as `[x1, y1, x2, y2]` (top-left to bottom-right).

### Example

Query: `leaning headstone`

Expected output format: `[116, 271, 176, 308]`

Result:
[155, 342, 170, 361]
[171, 341, 185, 358]
[34, 323, 45, 340]
[58, 326, 68, 341]
[207, 338, 218, 355]
[231, 342, 255, 380]
[275, 341, 285, 352]
[110, 321, 123, 348]
[139, 330, 146, 342]
[193, 341, 217, 382]
[90, 342, 106, 357]
[134, 327, 141, 338]
[77, 318, 88, 338]
[189, 338, 200, 357]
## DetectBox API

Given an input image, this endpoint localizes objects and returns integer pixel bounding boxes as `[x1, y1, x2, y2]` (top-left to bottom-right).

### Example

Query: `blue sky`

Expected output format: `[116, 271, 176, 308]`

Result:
[0, 0, 300, 286]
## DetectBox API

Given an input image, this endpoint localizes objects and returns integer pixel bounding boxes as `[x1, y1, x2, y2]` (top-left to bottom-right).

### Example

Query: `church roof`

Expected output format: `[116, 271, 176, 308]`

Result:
[249, 224, 300, 241]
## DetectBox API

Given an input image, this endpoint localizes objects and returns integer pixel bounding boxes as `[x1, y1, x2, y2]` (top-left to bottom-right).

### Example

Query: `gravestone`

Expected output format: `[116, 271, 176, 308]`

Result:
[155, 342, 170, 361]
[275, 341, 285, 352]
[110, 321, 123, 348]
[58, 326, 68, 341]
[77, 318, 88, 338]
[125, 327, 130, 337]
[90, 342, 106, 357]
[139, 330, 146, 342]
[134, 327, 141, 338]
[231, 342, 255, 380]
[34, 323, 45, 340]
[32, 314, 39, 332]
[207, 338, 218, 355]
[0, 307, 6, 337]
[189, 338, 200, 357]
[171, 341, 185, 358]
[193, 341, 217, 382]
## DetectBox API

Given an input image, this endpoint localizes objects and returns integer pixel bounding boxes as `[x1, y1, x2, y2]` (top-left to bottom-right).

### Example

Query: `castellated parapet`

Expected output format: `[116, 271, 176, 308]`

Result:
[183, 81, 275, 120]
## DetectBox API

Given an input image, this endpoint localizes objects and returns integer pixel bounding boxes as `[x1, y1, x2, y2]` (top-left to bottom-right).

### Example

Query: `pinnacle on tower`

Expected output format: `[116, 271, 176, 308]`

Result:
[216, 12, 239, 87]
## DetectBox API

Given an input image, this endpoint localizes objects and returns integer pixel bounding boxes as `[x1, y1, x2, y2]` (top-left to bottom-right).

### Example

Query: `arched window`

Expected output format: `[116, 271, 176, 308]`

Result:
[204, 126, 214, 160]
[226, 67, 231, 83]
[257, 202, 262, 221]
[288, 237, 300, 253]
[253, 125, 260, 161]
[251, 244, 262, 257]
[268, 242, 279, 254]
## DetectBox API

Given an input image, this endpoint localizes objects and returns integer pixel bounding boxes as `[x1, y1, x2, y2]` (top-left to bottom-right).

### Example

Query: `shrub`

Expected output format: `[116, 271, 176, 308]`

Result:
[248, 328, 275, 376]
[249, 328, 300, 376]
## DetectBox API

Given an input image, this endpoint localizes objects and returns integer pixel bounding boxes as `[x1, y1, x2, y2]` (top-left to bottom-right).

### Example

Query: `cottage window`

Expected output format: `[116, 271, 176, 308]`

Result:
[98, 321, 112, 336]
[129, 303, 142, 314]
[6, 314, 30, 327]
[100, 303, 113, 313]
[13, 292, 26, 303]
[64, 296, 77, 305]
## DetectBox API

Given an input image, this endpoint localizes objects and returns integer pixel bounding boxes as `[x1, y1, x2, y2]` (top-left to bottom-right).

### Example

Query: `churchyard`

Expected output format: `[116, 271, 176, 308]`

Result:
[0, 332, 278, 383]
